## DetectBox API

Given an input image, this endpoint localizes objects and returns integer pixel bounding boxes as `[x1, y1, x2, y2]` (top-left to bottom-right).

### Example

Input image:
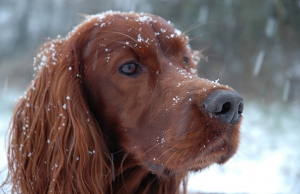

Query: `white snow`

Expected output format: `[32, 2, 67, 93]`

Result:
[198, 6, 209, 23]
[174, 29, 182, 36]
[253, 50, 265, 76]
[137, 15, 152, 23]
[265, 17, 277, 38]
[137, 34, 143, 42]
[0, 90, 299, 193]
[282, 80, 291, 102]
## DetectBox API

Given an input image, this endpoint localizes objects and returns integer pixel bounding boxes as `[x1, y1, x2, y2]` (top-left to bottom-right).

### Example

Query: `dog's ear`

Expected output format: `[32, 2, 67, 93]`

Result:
[4, 35, 111, 193]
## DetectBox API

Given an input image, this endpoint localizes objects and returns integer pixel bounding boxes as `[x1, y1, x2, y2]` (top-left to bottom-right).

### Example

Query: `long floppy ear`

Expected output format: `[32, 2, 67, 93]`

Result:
[3, 36, 111, 193]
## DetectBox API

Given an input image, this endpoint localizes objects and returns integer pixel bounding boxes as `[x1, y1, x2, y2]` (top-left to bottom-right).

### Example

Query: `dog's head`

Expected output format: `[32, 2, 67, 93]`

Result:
[74, 12, 243, 174]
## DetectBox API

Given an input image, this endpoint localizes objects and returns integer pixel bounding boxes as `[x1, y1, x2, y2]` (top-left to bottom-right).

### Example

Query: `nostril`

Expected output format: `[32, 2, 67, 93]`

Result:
[238, 102, 244, 115]
[216, 102, 231, 115]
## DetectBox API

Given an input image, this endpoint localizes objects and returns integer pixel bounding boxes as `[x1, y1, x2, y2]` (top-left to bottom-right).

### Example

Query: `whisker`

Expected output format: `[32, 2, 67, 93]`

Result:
[101, 31, 138, 44]
[188, 32, 210, 43]
[120, 152, 129, 193]
[109, 40, 136, 50]
[144, 136, 173, 154]
[111, 149, 125, 155]
[165, 45, 171, 55]
[158, 149, 179, 178]
[149, 128, 176, 143]
[183, 22, 211, 35]
[179, 149, 189, 164]
[111, 153, 115, 181]
[183, 20, 199, 34]
[152, 144, 178, 167]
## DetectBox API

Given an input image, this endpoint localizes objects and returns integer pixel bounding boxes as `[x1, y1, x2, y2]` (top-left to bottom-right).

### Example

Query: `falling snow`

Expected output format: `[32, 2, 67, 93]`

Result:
[253, 50, 265, 76]
[1, 9, 300, 194]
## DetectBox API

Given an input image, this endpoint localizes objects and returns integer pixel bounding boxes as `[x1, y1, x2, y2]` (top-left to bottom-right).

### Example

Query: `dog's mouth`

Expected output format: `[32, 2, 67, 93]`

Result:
[145, 160, 164, 172]
[144, 139, 236, 174]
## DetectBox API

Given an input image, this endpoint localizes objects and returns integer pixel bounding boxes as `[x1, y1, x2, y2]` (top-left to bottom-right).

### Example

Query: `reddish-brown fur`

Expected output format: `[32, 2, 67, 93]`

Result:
[2, 12, 241, 193]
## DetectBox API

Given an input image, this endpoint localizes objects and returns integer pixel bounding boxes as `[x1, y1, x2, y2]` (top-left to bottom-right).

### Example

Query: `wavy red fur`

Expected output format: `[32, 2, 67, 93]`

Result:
[2, 11, 242, 194]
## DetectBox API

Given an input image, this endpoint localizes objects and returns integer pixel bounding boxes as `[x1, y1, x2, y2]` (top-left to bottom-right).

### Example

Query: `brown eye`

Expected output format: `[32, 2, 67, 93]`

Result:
[182, 57, 189, 66]
[119, 62, 141, 76]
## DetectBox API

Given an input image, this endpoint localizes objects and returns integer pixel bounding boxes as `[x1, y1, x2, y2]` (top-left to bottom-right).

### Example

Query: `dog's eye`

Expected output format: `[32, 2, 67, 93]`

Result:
[119, 62, 141, 76]
[182, 57, 189, 66]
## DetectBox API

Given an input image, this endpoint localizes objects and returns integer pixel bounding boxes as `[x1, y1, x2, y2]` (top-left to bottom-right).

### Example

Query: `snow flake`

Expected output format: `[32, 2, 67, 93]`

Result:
[137, 34, 143, 42]
[173, 96, 180, 103]
[89, 150, 95, 155]
[41, 56, 47, 63]
[253, 50, 265, 76]
[174, 29, 182, 36]
[190, 68, 197, 74]
[160, 28, 167, 33]
[137, 15, 152, 23]
[63, 104, 67, 110]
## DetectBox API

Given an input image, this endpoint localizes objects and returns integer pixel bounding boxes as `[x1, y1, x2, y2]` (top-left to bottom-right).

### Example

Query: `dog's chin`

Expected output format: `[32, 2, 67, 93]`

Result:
[144, 142, 236, 175]
[145, 160, 212, 176]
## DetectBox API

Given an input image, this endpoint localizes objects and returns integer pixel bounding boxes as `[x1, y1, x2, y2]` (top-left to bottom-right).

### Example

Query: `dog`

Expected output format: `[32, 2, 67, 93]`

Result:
[2, 11, 243, 193]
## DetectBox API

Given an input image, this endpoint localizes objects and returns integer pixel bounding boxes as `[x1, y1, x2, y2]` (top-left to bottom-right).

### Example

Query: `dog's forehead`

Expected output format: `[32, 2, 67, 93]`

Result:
[85, 12, 189, 56]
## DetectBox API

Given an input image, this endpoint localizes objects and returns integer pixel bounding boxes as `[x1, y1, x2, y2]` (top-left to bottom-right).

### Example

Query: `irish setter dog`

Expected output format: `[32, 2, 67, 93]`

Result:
[3, 11, 243, 193]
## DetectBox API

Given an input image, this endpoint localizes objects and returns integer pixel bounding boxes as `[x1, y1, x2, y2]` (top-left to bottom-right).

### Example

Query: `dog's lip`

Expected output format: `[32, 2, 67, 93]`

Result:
[143, 141, 231, 172]
[145, 160, 164, 172]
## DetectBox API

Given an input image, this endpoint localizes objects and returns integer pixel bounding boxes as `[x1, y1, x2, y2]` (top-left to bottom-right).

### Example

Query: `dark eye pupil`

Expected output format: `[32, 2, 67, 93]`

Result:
[182, 57, 189, 66]
[120, 63, 138, 75]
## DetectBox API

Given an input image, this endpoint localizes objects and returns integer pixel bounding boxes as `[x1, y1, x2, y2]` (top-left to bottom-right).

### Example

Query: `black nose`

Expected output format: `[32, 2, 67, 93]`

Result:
[203, 90, 244, 124]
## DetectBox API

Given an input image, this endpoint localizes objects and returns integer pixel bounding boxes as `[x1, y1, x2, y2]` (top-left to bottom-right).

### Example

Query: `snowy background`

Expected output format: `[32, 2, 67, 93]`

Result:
[1, 0, 300, 193]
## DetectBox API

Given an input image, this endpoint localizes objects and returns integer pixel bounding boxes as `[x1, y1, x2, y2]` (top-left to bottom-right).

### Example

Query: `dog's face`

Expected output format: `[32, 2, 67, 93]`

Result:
[81, 12, 241, 175]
